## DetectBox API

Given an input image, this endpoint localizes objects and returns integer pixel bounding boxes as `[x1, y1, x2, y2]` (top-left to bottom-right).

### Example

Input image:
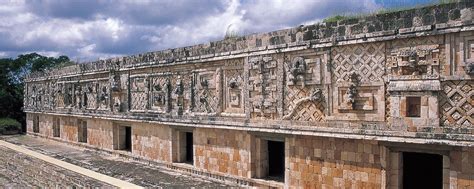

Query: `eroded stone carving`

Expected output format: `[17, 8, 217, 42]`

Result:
[288, 57, 307, 87]
[98, 84, 109, 109]
[248, 56, 279, 119]
[150, 76, 172, 113]
[388, 44, 440, 76]
[222, 59, 244, 115]
[282, 88, 323, 120]
[467, 62, 474, 75]
[174, 76, 185, 115]
[344, 72, 359, 110]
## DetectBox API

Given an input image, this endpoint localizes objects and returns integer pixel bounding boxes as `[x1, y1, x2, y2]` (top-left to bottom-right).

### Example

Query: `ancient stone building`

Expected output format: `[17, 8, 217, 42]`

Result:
[24, 2, 473, 188]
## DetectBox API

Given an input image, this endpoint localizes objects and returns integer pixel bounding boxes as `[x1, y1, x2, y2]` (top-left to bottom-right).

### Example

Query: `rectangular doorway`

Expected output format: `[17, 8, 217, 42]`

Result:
[114, 125, 132, 152]
[77, 120, 87, 143]
[173, 130, 194, 165]
[125, 127, 132, 151]
[185, 132, 193, 164]
[33, 115, 39, 133]
[53, 117, 60, 137]
[403, 152, 442, 189]
[267, 140, 285, 181]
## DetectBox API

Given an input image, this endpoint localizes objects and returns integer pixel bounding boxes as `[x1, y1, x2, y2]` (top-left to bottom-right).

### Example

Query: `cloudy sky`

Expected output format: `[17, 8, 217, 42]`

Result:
[0, 0, 435, 62]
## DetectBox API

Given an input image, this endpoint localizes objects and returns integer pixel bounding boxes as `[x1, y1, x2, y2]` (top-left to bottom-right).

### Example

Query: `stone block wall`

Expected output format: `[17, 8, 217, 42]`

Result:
[131, 122, 172, 162]
[87, 118, 114, 150]
[194, 128, 252, 178]
[449, 147, 474, 188]
[287, 136, 384, 188]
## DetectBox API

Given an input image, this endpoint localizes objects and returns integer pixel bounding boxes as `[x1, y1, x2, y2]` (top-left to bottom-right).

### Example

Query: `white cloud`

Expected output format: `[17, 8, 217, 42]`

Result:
[0, 0, 385, 61]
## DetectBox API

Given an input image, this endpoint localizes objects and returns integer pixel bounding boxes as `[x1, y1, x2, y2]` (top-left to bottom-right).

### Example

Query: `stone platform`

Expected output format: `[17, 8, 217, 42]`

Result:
[0, 135, 233, 188]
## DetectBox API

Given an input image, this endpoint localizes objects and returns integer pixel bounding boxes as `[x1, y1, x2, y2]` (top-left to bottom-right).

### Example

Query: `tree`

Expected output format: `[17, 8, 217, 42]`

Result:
[0, 53, 74, 132]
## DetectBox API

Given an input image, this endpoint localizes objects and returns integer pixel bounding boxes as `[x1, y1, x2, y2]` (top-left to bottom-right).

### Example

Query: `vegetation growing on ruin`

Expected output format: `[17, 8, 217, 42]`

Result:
[322, 0, 461, 23]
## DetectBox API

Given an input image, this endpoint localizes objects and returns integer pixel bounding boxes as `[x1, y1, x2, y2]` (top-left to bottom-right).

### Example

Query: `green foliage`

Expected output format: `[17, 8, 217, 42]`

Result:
[323, 15, 347, 23]
[0, 53, 73, 131]
[0, 118, 21, 134]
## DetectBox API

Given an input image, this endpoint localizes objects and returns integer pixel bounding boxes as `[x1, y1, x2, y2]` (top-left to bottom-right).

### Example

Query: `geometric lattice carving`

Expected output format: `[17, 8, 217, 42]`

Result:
[193, 70, 219, 114]
[331, 42, 385, 83]
[223, 59, 244, 115]
[85, 82, 97, 109]
[248, 56, 279, 119]
[440, 80, 474, 127]
[283, 86, 324, 122]
[130, 77, 148, 111]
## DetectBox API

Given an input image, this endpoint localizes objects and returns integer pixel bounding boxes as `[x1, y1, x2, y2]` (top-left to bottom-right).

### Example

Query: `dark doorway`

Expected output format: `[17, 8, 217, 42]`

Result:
[53, 117, 60, 137]
[77, 120, 87, 143]
[403, 152, 442, 189]
[185, 132, 193, 164]
[268, 140, 285, 180]
[33, 115, 39, 133]
[124, 127, 132, 151]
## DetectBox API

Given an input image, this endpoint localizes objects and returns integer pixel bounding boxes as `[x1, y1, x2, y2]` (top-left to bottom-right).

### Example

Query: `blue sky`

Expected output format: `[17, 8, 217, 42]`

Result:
[0, 0, 439, 62]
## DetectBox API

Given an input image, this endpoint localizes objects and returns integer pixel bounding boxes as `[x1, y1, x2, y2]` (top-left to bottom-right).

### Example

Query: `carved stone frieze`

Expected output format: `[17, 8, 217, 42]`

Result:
[283, 54, 326, 122]
[440, 80, 473, 127]
[150, 75, 172, 113]
[130, 77, 148, 111]
[222, 59, 244, 115]
[192, 69, 220, 114]
[248, 56, 280, 119]
[388, 44, 440, 76]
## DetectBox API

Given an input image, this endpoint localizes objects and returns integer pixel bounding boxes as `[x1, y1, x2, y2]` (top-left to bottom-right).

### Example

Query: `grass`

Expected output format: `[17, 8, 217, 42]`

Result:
[322, 0, 461, 23]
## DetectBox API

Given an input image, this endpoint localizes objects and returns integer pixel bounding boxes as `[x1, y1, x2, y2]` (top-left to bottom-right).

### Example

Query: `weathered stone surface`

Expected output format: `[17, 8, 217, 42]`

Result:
[21, 1, 474, 188]
[0, 144, 115, 188]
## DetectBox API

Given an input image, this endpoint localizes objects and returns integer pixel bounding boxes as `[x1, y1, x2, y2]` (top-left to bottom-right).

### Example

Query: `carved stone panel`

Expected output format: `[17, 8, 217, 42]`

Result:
[130, 77, 148, 111]
[440, 80, 473, 127]
[97, 80, 110, 110]
[171, 73, 193, 116]
[283, 54, 325, 122]
[193, 70, 220, 114]
[83, 82, 97, 110]
[388, 35, 443, 79]
[459, 31, 474, 75]
[248, 55, 281, 119]
[150, 75, 171, 113]
[330, 42, 386, 122]
[332, 42, 385, 83]
[222, 59, 244, 116]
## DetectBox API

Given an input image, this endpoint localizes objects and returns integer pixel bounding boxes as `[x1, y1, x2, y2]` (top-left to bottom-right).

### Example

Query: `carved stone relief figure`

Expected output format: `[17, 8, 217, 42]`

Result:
[74, 84, 82, 109]
[174, 76, 184, 115]
[98, 85, 109, 109]
[111, 72, 121, 92]
[64, 85, 73, 108]
[288, 56, 307, 87]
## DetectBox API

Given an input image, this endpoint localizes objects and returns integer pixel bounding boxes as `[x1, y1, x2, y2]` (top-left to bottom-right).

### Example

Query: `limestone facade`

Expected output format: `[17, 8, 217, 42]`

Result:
[24, 2, 474, 188]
